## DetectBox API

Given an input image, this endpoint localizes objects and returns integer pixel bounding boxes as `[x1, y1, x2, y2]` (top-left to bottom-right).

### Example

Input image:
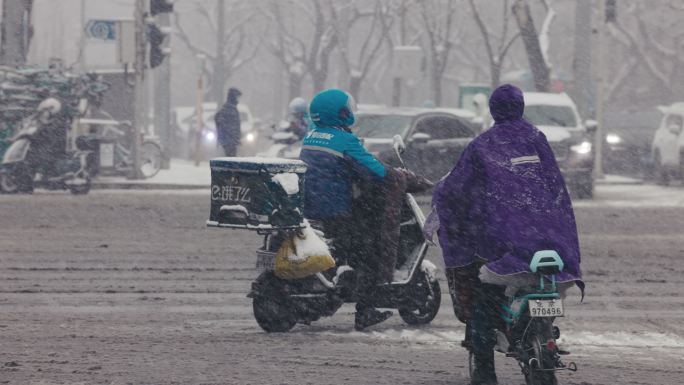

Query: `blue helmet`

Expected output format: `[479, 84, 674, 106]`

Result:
[309, 89, 356, 128]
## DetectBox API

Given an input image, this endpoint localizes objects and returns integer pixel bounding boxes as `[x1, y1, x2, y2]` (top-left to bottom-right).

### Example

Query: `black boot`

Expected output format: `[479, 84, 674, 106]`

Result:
[471, 353, 498, 385]
[354, 307, 392, 331]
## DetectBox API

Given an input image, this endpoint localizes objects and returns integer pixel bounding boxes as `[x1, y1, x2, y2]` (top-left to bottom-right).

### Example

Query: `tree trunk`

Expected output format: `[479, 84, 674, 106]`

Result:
[0, 0, 32, 66]
[349, 76, 362, 101]
[431, 57, 442, 106]
[490, 61, 501, 89]
[571, 0, 593, 118]
[312, 70, 326, 94]
[288, 74, 303, 102]
[512, 0, 550, 92]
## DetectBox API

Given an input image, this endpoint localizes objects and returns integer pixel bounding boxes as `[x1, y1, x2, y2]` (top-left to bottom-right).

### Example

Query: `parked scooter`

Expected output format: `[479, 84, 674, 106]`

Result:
[208, 135, 439, 332]
[0, 98, 95, 194]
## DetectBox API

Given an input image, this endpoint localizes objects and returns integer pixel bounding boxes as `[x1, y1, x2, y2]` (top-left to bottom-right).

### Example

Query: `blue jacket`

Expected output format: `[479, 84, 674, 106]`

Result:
[299, 126, 386, 219]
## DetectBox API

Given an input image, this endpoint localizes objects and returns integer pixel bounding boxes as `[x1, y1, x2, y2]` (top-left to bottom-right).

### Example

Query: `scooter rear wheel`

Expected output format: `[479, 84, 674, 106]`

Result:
[253, 295, 297, 333]
[68, 179, 91, 195]
[398, 271, 441, 325]
[251, 272, 297, 333]
[523, 321, 558, 385]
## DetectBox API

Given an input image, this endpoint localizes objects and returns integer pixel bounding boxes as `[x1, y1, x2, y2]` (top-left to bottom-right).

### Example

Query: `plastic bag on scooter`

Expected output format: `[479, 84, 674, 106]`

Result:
[275, 222, 335, 279]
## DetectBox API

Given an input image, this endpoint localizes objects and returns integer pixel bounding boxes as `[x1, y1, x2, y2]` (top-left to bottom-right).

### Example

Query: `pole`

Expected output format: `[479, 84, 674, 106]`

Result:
[0, 0, 31, 66]
[130, 0, 146, 179]
[594, 0, 605, 179]
[154, 10, 172, 169]
[572, 0, 592, 120]
[214, 0, 226, 104]
[193, 54, 206, 166]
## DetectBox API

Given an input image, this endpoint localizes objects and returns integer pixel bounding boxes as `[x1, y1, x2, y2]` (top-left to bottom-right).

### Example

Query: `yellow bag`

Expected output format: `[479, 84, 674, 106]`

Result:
[274, 224, 335, 279]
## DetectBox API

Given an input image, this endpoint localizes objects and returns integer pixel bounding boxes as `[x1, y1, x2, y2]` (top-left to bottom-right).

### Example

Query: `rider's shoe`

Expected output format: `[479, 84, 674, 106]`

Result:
[354, 308, 392, 331]
[471, 354, 498, 385]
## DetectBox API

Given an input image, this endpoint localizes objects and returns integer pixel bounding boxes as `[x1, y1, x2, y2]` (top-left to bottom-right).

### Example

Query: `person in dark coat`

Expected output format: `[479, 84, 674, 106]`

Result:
[429, 84, 584, 385]
[214, 88, 242, 156]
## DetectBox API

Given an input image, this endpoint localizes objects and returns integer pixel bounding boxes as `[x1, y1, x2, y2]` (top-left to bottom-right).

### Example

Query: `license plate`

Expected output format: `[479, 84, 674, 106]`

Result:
[100, 143, 115, 168]
[528, 299, 564, 317]
[255, 251, 275, 271]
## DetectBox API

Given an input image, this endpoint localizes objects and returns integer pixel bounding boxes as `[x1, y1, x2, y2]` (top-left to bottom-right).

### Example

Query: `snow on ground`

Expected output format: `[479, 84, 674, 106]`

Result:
[576, 184, 684, 208]
[326, 327, 684, 350]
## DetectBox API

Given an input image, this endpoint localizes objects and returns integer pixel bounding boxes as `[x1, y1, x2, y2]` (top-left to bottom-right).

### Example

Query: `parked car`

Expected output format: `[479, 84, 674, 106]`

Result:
[651, 102, 684, 184]
[523, 92, 596, 198]
[603, 108, 662, 177]
[354, 107, 480, 183]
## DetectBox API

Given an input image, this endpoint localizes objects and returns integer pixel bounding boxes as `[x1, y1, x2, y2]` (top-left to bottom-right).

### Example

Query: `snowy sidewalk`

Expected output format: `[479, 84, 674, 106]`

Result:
[94, 159, 644, 191]
[93, 159, 210, 190]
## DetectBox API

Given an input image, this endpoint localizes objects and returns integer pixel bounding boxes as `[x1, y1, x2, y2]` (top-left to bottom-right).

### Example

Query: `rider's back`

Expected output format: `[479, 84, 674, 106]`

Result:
[300, 126, 384, 220]
[434, 84, 582, 284]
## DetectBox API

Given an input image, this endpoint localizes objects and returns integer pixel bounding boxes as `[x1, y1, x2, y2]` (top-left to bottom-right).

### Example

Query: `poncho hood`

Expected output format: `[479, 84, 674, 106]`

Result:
[489, 84, 525, 123]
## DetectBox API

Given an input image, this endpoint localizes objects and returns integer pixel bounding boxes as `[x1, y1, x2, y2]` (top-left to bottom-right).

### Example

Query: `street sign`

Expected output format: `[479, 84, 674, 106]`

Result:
[85, 20, 117, 41]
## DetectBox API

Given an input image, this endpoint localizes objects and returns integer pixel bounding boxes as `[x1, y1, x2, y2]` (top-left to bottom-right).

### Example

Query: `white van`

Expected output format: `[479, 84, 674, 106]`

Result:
[651, 102, 684, 184]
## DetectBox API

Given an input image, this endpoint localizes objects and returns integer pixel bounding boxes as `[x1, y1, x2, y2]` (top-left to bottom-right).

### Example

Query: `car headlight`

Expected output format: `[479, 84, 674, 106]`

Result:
[204, 131, 216, 142]
[245, 132, 256, 142]
[570, 141, 592, 155]
[606, 133, 621, 145]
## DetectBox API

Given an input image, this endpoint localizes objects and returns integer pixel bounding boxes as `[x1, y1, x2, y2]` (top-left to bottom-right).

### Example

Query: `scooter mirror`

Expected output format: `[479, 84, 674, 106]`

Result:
[392, 134, 406, 154]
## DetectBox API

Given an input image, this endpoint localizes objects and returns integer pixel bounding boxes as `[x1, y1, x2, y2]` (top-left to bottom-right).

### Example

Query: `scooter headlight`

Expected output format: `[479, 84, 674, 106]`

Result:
[245, 132, 256, 142]
[204, 131, 216, 142]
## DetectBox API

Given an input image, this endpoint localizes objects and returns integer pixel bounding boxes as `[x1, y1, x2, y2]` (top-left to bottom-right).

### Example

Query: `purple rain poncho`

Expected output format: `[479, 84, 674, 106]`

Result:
[431, 84, 583, 287]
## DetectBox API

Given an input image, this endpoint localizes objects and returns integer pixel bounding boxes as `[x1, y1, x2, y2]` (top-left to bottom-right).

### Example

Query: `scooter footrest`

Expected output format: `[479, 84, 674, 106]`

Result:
[558, 349, 571, 355]
[505, 352, 519, 358]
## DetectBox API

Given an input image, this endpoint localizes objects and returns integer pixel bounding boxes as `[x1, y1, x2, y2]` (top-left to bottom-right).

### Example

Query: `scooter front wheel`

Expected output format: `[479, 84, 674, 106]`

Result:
[398, 270, 441, 325]
[0, 166, 33, 194]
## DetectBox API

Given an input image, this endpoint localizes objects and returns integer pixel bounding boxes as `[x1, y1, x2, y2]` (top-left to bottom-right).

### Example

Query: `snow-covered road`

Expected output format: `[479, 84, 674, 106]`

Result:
[1, 184, 683, 384]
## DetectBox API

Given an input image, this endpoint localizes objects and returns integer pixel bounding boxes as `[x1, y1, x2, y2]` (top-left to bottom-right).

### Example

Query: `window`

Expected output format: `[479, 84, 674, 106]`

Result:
[524, 105, 577, 127]
[414, 116, 474, 140]
[354, 114, 413, 138]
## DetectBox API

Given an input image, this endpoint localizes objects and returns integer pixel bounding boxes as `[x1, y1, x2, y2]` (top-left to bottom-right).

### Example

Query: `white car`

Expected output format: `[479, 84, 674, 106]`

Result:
[523, 92, 597, 198]
[651, 102, 684, 184]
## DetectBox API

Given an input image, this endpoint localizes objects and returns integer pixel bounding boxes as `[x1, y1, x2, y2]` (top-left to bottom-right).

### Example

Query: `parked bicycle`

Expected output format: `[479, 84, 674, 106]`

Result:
[79, 117, 163, 179]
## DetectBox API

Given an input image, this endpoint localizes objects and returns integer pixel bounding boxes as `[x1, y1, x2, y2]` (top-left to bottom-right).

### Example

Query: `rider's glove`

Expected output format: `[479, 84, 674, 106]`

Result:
[395, 168, 433, 193]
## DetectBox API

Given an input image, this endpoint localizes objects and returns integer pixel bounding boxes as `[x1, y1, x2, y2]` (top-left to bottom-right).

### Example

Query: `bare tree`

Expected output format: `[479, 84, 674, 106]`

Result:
[604, 1, 684, 103]
[262, 0, 338, 100]
[330, 1, 396, 100]
[0, 0, 33, 66]
[468, 0, 520, 89]
[512, 0, 551, 91]
[174, 0, 261, 103]
[417, 0, 458, 106]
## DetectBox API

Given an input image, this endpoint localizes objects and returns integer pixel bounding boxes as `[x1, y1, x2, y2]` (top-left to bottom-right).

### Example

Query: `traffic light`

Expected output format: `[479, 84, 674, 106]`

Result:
[151, 0, 173, 16]
[605, 0, 617, 23]
[148, 0, 173, 68]
[148, 24, 171, 68]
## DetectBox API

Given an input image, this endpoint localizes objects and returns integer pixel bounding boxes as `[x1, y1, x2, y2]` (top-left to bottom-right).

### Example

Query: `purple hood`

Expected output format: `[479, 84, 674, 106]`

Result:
[431, 84, 583, 286]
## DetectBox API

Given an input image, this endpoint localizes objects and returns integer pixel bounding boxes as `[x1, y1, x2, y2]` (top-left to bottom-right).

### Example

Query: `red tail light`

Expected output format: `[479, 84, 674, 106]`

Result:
[546, 340, 557, 351]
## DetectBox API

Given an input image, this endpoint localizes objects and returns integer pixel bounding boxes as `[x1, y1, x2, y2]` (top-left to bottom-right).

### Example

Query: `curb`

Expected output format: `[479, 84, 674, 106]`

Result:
[92, 182, 209, 190]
